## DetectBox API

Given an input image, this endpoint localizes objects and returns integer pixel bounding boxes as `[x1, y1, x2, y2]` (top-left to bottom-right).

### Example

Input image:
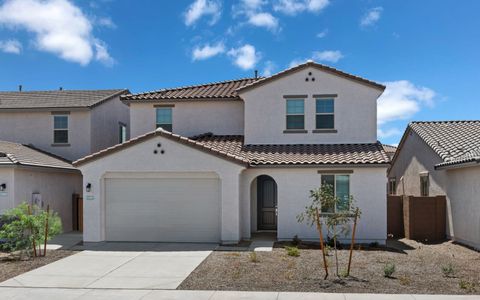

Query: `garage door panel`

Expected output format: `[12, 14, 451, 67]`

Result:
[105, 176, 220, 242]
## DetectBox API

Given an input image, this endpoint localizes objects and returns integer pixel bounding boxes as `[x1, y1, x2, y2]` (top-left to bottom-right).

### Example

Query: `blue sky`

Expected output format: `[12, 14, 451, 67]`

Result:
[0, 0, 479, 145]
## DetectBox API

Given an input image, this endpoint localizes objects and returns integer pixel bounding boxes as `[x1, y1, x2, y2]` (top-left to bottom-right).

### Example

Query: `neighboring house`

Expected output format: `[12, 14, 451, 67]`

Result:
[0, 89, 130, 162]
[74, 61, 390, 244]
[388, 121, 480, 249]
[0, 141, 82, 231]
[382, 144, 397, 160]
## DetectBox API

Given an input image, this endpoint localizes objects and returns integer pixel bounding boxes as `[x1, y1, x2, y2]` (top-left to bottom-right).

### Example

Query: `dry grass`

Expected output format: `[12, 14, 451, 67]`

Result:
[179, 239, 480, 294]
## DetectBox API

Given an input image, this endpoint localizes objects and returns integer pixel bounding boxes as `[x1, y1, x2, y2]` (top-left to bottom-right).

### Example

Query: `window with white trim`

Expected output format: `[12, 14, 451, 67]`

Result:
[388, 177, 397, 195]
[420, 173, 429, 196]
[53, 115, 69, 144]
[320, 174, 350, 213]
[119, 123, 127, 143]
[286, 99, 305, 130]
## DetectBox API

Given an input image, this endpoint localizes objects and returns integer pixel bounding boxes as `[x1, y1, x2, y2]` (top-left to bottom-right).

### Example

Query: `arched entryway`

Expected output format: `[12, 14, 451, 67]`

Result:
[252, 175, 278, 231]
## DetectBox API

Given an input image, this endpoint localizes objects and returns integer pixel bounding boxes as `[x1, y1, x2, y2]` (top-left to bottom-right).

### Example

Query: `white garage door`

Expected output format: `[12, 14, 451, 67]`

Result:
[105, 175, 220, 242]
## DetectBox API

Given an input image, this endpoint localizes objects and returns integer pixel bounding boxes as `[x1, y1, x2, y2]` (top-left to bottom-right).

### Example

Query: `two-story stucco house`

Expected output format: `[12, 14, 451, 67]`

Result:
[0, 89, 130, 231]
[74, 62, 390, 244]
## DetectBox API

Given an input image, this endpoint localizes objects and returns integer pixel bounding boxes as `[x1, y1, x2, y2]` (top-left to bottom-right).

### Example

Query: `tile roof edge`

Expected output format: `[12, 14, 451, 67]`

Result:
[236, 61, 385, 93]
[87, 89, 130, 108]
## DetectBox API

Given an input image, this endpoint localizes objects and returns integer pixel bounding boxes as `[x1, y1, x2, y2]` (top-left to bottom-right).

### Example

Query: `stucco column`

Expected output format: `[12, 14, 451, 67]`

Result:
[220, 171, 241, 244]
[81, 172, 103, 242]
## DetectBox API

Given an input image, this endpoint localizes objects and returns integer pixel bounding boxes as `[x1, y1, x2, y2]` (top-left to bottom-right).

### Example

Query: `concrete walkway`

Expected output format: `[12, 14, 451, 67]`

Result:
[0, 288, 477, 300]
[0, 249, 213, 290]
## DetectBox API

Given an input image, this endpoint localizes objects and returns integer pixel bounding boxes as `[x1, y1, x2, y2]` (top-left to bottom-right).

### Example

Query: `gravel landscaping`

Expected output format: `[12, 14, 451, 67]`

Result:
[179, 239, 480, 294]
[0, 250, 76, 283]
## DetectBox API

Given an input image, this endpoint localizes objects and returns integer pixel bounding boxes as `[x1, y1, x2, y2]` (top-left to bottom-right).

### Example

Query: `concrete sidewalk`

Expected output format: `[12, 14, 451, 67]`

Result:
[0, 288, 477, 300]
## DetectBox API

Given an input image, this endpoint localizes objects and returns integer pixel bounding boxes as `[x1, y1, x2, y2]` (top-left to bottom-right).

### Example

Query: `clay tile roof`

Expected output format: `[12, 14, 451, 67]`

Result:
[0, 141, 77, 170]
[74, 130, 390, 167]
[382, 144, 397, 159]
[0, 89, 128, 109]
[407, 121, 480, 169]
[122, 78, 262, 102]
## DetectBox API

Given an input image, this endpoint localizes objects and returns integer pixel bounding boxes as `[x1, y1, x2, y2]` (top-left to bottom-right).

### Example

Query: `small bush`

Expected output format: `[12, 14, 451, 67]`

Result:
[383, 262, 396, 278]
[459, 280, 476, 292]
[339, 269, 349, 278]
[285, 246, 300, 257]
[441, 263, 455, 278]
[249, 251, 258, 263]
[399, 275, 411, 286]
[292, 235, 302, 246]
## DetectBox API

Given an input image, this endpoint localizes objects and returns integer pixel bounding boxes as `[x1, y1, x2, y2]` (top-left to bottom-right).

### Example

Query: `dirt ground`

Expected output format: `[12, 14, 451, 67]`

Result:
[179, 239, 480, 294]
[0, 250, 75, 283]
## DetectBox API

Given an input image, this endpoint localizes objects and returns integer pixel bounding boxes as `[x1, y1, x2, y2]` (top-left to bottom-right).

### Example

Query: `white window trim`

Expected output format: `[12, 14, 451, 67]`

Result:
[155, 107, 173, 131]
[320, 173, 351, 213]
[53, 114, 69, 145]
[388, 177, 397, 195]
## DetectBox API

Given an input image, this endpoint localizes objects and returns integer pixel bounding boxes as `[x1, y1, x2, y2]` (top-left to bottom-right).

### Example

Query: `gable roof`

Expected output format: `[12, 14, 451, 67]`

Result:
[0, 89, 128, 109]
[392, 120, 480, 170]
[0, 141, 77, 171]
[121, 78, 261, 102]
[73, 129, 390, 167]
[236, 61, 386, 93]
[382, 144, 397, 159]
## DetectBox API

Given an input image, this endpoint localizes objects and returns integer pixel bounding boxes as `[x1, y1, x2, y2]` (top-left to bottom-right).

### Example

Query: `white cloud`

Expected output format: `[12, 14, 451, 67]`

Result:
[274, 0, 329, 15]
[377, 128, 402, 139]
[0, 39, 22, 54]
[228, 44, 260, 70]
[184, 0, 221, 26]
[96, 16, 116, 29]
[262, 60, 276, 76]
[377, 80, 436, 125]
[248, 12, 279, 31]
[192, 42, 225, 60]
[360, 7, 383, 27]
[316, 29, 328, 38]
[0, 0, 113, 66]
[312, 50, 343, 63]
[94, 39, 114, 66]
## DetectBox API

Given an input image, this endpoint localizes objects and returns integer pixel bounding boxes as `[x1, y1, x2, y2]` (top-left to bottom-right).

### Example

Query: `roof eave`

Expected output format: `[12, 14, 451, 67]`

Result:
[435, 158, 480, 170]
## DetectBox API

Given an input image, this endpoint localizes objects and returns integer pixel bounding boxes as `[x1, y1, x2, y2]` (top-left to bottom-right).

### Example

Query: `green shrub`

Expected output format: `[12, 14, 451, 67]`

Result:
[441, 263, 455, 278]
[459, 280, 476, 292]
[383, 262, 396, 278]
[285, 246, 300, 257]
[249, 251, 258, 263]
[339, 269, 349, 278]
[0, 203, 62, 254]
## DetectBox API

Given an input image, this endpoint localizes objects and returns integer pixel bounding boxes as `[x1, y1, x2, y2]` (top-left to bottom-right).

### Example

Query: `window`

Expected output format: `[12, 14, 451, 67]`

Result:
[53, 115, 68, 144]
[320, 174, 350, 212]
[119, 123, 127, 143]
[420, 174, 429, 196]
[156, 107, 172, 132]
[388, 178, 397, 195]
[286, 99, 304, 130]
[316, 98, 334, 129]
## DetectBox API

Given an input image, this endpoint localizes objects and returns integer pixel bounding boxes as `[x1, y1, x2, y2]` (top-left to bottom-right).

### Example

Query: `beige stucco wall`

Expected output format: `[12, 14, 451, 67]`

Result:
[444, 166, 480, 250]
[388, 130, 447, 197]
[90, 97, 130, 153]
[0, 168, 15, 214]
[77, 135, 245, 243]
[130, 101, 244, 139]
[12, 167, 82, 231]
[0, 110, 91, 161]
[239, 66, 382, 145]
[241, 167, 388, 244]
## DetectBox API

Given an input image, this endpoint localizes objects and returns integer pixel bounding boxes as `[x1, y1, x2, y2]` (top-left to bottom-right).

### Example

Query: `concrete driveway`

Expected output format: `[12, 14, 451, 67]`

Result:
[0, 244, 214, 290]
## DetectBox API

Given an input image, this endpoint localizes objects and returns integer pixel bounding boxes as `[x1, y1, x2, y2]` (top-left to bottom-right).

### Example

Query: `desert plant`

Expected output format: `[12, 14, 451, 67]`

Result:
[441, 263, 455, 278]
[459, 280, 476, 292]
[0, 203, 62, 256]
[285, 246, 300, 257]
[339, 269, 349, 278]
[249, 251, 258, 263]
[297, 184, 361, 277]
[383, 262, 396, 278]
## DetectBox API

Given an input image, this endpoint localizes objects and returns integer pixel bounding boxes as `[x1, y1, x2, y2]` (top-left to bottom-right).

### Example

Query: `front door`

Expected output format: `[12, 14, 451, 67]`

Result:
[257, 175, 277, 230]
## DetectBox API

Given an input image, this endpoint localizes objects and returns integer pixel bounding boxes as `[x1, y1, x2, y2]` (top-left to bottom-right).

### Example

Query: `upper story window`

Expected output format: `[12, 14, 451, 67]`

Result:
[156, 107, 173, 132]
[119, 123, 127, 143]
[420, 173, 429, 196]
[316, 98, 334, 129]
[388, 177, 397, 195]
[286, 99, 305, 130]
[320, 174, 350, 213]
[53, 115, 69, 144]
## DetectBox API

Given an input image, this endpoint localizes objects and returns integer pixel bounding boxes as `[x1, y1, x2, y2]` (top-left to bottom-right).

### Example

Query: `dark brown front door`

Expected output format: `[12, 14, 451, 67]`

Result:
[257, 175, 277, 230]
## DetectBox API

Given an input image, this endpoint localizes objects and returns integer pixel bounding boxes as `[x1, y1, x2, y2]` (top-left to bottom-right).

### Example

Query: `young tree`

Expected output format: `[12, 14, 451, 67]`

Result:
[297, 184, 361, 277]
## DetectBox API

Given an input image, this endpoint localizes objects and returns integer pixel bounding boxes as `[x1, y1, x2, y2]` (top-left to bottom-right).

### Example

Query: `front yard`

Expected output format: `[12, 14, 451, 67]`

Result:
[179, 239, 480, 295]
